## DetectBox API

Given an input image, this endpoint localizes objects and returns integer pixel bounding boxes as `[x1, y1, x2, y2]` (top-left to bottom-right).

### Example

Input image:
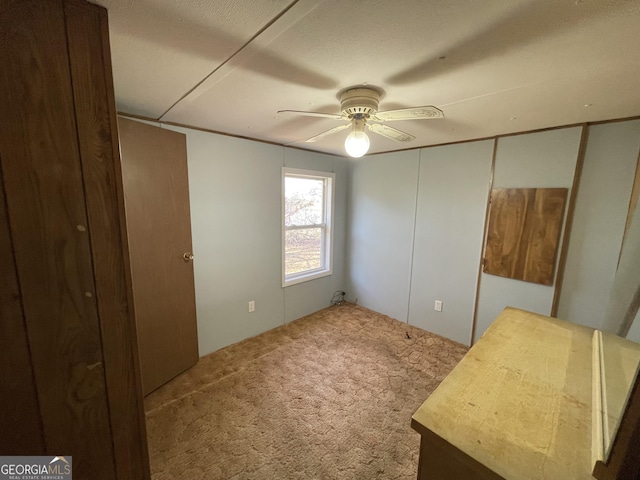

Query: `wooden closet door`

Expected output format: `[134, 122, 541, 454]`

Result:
[118, 118, 199, 395]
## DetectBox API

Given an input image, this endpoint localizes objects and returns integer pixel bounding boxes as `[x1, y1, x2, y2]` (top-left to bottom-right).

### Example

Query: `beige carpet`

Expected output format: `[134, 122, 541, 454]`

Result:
[145, 303, 468, 480]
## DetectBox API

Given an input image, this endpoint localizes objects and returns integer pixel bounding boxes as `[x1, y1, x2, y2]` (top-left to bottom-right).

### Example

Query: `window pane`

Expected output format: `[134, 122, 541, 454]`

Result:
[284, 176, 324, 226]
[282, 169, 333, 286]
[285, 228, 322, 276]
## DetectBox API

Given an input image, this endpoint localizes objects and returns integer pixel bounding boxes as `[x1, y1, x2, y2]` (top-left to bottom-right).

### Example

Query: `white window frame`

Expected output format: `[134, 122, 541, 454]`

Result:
[282, 167, 335, 287]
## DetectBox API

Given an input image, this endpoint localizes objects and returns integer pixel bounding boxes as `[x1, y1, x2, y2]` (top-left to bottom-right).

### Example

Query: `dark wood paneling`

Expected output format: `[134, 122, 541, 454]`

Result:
[0, 170, 45, 455]
[484, 188, 567, 285]
[415, 429, 505, 480]
[118, 118, 199, 395]
[64, 2, 150, 478]
[0, 0, 115, 476]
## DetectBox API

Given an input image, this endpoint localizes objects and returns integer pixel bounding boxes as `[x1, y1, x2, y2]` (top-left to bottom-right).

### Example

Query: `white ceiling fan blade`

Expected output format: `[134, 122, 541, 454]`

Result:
[367, 123, 415, 142]
[305, 124, 350, 143]
[278, 109, 346, 120]
[371, 106, 443, 122]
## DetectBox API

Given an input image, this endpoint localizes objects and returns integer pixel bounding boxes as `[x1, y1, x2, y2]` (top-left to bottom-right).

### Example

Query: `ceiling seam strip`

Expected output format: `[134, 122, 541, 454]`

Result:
[158, 0, 323, 121]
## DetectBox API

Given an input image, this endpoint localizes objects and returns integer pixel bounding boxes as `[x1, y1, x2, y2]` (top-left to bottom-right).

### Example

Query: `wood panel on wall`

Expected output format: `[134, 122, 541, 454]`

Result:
[483, 188, 568, 285]
[0, 3, 116, 475]
[0, 1, 149, 478]
[0, 176, 45, 455]
[65, 2, 150, 478]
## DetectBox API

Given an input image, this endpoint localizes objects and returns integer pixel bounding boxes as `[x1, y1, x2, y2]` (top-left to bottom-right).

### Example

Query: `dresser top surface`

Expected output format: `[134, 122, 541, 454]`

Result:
[412, 307, 594, 480]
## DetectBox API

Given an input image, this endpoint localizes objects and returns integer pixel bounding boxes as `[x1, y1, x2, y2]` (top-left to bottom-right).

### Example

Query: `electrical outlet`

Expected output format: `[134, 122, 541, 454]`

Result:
[434, 300, 443, 312]
[248, 300, 255, 313]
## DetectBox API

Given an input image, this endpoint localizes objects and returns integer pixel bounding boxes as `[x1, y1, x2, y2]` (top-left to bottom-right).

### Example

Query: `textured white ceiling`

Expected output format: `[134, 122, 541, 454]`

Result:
[97, 0, 640, 156]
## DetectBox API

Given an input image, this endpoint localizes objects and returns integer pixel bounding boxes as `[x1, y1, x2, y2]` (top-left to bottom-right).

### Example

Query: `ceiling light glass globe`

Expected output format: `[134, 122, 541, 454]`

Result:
[344, 131, 370, 158]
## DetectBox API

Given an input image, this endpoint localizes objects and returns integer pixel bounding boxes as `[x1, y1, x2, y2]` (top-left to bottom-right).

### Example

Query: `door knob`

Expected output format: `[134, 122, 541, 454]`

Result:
[183, 252, 194, 261]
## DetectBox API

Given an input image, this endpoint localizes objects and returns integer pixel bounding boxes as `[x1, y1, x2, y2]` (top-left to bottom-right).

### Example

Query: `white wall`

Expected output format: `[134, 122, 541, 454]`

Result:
[153, 124, 347, 355]
[282, 148, 348, 323]
[602, 185, 640, 336]
[628, 310, 640, 343]
[130, 117, 639, 353]
[346, 150, 420, 321]
[558, 120, 640, 329]
[407, 141, 493, 345]
[345, 121, 639, 346]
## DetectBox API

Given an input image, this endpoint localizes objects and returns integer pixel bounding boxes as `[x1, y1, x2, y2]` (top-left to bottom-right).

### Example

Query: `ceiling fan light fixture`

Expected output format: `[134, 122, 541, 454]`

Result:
[279, 85, 443, 154]
[344, 117, 370, 158]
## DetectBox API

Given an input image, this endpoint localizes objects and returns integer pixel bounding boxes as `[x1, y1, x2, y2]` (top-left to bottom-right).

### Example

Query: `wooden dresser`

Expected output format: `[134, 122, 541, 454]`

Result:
[411, 307, 594, 479]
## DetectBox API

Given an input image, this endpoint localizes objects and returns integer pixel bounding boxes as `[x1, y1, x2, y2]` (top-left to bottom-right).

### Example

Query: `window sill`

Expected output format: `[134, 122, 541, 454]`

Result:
[283, 269, 332, 288]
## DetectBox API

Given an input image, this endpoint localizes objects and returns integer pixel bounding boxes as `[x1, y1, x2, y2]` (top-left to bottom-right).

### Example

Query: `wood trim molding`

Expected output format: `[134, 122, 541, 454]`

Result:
[116, 112, 344, 157]
[618, 145, 640, 268]
[470, 138, 497, 345]
[551, 124, 590, 317]
[117, 110, 640, 160]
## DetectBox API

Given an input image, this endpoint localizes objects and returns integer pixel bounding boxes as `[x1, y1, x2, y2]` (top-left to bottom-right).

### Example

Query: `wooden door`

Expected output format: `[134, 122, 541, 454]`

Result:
[118, 118, 199, 395]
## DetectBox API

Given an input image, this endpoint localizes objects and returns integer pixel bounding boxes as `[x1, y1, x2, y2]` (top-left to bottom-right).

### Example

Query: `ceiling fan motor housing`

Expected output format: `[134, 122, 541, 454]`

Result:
[340, 87, 380, 117]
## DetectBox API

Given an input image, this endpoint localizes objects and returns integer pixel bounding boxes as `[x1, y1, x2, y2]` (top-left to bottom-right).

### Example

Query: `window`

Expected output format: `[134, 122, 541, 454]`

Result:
[282, 168, 334, 286]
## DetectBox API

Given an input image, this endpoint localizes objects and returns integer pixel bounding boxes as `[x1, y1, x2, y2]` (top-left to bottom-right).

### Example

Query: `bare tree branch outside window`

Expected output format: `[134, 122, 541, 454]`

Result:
[284, 177, 325, 276]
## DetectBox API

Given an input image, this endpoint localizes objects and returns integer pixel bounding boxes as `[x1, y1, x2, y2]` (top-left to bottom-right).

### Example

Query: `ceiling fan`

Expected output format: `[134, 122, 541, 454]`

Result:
[278, 86, 444, 157]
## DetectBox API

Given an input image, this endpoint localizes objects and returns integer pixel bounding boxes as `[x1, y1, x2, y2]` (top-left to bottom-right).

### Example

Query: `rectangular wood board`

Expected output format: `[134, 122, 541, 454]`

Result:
[483, 188, 568, 285]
